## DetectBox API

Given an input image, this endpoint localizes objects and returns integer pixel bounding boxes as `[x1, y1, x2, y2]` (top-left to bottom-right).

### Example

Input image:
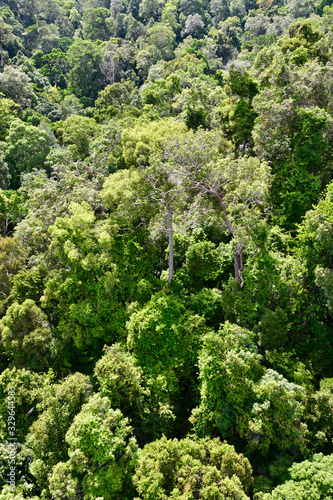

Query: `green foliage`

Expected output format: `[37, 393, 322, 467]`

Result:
[304, 378, 333, 454]
[133, 436, 253, 499]
[185, 240, 222, 286]
[94, 80, 136, 121]
[189, 287, 224, 329]
[0, 368, 46, 441]
[2, 0, 333, 493]
[66, 39, 104, 104]
[0, 66, 36, 109]
[3, 119, 51, 188]
[190, 322, 263, 438]
[259, 308, 289, 350]
[0, 300, 53, 371]
[42, 201, 127, 351]
[56, 393, 138, 500]
[61, 114, 99, 159]
[0, 95, 18, 140]
[0, 236, 26, 304]
[95, 342, 177, 440]
[127, 291, 207, 383]
[82, 7, 114, 41]
[239, 369, 307, 455]
[262, 453, 333, 499]
[121, 118, 187, 166]
[94, 343, 147, 418]
[26, 372, 92, 494]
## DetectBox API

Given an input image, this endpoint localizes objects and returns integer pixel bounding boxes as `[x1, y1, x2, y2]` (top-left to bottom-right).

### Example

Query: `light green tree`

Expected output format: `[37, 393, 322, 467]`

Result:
[95, 343, 176, 440]
[0, 94, 18, 140]
[0, 237, 26, 302]
[0, 300, 53, 371]
[133, 436, 253, 499]
[261, 453, 333, 500]
[121, 118, 187, 166]
[0, 17, 19, 66]
[26, 373, 92, 495]
[61, 115, 99, 160]
[239, 369, 307, 455]
[190, 321, 263, 438]
[49, 393, 138, 500]
[41, 201, 126, 351]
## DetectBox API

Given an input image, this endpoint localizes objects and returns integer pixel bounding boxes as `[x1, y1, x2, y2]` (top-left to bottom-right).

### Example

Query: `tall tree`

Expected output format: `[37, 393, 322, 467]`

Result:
[160, 130, 271, 284]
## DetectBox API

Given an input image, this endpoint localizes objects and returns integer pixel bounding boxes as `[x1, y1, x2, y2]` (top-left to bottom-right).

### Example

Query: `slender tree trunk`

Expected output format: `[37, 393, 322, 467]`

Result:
[242, 138, 246, 157]
[0, 41, 3, 67]
[234, 245, 244, 286]
[167, 202, 174, 287]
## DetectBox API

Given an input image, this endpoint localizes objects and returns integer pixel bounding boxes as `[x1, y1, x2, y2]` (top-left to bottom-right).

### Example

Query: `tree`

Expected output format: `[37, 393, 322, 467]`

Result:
[94, 343, 176, 440]
[259, 307, 289, 350]
[3, 119, 51, 188]
[0, 368, 49, 495]
[50, 394, 138, 500]
[14, 158, 105, 257]
[239, 369, 307, 455]
[40, 48, 68, 87]
[287, 179, 333, 376]
[141, 159, 188, 286]
[182, 14, 205, 38]
[261, 453, 333, 499]
[82, 7, 115, 41]
[0, 95, 18, 140]
[0, 236, 26, 303]
[133, 436, 253, 499]
[127, 291, 207, 379]
[0, 66, 36, 109]
[160, 130, 271, 284]
[172, 75, 222, 129]
[61, 115, 99, 159]
[94, 80, 135, 120]
[304, 378, 333, 455]
[147, 24, 176, 60]
[94, 343, 147, 420]
[26, 372, 92, 494]
[67, 39, 104, 104]
[41, 201, 127, 352]
[298, 180, 333, 314]
[140, 73, 181, 117]
[100, 40, 137, 85]
[0, 299, 53, 370]
[0, 368, 46, 442]
[218, 66, 259, 156]
[121, 118, 187, 166]
[127, 290, 208, 425]
[252, 41, 333, 228]
[0, 152, 10, 190]
[0, 17, 18, 66]
[139, 0, 165, 21]
[190, 322, 263, 439]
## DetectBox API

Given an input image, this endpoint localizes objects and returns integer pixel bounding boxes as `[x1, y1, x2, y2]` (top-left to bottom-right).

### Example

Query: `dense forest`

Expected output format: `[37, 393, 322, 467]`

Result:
[1, 0, 333, 497]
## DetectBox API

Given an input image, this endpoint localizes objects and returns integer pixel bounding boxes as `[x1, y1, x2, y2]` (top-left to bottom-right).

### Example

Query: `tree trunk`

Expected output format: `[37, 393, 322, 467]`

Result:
[234, 245, 244, 287]
[167, 202, 174, 287]
[241, 138, 246, 157]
